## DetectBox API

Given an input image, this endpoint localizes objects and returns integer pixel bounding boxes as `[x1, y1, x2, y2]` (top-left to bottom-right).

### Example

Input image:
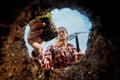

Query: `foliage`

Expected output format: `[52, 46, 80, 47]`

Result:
[38, 13, 53, 19]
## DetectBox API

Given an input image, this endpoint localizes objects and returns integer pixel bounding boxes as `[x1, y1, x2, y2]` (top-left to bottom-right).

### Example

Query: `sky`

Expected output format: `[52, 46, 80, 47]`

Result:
[24, 8, 92, 57]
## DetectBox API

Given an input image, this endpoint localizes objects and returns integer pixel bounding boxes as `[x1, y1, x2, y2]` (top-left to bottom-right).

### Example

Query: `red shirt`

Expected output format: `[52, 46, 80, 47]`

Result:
[33, 43, 79, 69]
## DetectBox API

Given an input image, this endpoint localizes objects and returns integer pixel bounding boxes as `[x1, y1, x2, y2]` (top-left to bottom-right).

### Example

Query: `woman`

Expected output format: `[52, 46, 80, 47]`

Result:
[27, 19, 84, 69]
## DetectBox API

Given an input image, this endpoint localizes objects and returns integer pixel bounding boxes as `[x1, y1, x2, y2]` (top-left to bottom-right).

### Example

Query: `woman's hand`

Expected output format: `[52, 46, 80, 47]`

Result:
[27, 19, 45, 53]
[77, 51, 84, 60]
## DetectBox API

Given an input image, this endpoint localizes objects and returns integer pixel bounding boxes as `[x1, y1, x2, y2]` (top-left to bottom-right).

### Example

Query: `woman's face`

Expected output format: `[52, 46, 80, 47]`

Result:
[57, 28, 68, 40]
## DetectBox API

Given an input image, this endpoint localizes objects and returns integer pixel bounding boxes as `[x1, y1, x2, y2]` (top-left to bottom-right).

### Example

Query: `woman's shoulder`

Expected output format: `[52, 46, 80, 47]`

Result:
[67, 42, 74, 47]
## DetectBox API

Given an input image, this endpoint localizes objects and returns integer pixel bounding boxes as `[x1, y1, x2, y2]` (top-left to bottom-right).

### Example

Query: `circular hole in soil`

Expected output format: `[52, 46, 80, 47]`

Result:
[24, 8, 92, 57]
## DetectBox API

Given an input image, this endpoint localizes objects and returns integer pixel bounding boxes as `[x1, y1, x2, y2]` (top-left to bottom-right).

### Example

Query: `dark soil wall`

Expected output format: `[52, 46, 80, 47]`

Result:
[0, 0, 119, 80]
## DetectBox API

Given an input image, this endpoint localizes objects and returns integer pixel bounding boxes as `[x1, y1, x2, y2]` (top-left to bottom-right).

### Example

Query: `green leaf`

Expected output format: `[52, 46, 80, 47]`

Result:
[38, 13, 53, 19]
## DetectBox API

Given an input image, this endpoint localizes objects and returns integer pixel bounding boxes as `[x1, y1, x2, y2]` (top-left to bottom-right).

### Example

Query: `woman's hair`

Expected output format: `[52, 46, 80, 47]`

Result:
[58, 27, 68, 34]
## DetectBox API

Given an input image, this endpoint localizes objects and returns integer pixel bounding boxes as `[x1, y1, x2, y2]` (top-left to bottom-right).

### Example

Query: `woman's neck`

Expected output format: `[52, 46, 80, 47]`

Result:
[57, 39, 67, 47]
[61, 39, 67, 47]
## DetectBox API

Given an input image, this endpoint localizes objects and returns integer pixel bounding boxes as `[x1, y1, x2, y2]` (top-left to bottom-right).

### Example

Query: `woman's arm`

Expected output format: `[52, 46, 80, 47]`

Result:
[42, 45, 54, 69]
[27, 19, 45, 55]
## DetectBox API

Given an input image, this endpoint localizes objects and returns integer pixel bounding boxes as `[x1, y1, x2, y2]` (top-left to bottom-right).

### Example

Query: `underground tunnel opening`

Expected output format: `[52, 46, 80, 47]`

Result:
[24, 8, 92, 57]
